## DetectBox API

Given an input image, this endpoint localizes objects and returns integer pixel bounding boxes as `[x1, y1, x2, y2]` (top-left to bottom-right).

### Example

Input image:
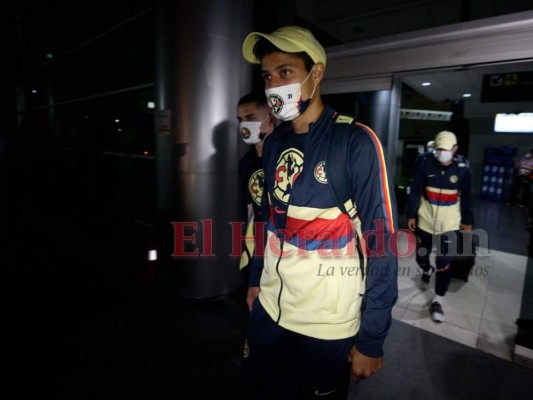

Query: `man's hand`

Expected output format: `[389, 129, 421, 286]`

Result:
[246, 286, 260, 312]
[348, 346, 383, 382]
[460, 223, 473, 232]
[407, 218, 416, 231]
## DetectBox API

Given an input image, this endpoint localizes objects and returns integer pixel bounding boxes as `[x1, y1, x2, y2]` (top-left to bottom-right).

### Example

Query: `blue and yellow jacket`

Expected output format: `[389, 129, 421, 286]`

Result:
[407, 155, 473, 234]
[250, 106, 398, 358]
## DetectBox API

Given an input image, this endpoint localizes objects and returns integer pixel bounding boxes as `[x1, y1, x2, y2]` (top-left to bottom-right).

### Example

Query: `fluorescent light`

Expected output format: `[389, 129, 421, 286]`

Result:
[422, 82, 431, 86]
[400, 108, 452, 121]
[494, 113, 533, 133]
[462, 93, 472, 98]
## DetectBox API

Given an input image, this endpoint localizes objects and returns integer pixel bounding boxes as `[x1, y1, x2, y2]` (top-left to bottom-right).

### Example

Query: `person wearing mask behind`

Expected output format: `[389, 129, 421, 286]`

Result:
[409, 139, 469, 198]
[240, 25, 398, 399]
[407, 130, 474, 322]
[414, 140, 435, 167]
[237, 92, 276, 276]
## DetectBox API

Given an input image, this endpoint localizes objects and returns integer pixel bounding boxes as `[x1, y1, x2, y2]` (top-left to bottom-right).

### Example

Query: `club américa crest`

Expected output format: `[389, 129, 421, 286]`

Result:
[240, 126, 251, 139]
[273, 148, 304, 203]
[248, 169, 264, 206]
[268, 94, 284, 115]
[314, 161, 327, 184]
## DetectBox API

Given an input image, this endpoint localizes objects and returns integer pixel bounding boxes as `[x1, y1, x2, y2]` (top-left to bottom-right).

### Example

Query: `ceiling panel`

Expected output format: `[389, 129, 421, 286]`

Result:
[402, 61, 533, 117]
[293, 0, 533, 116]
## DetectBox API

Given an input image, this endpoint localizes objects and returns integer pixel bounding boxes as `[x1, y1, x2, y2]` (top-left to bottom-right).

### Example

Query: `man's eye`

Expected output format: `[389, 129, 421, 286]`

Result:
[280, 69, 290, 77]
[262, 74, 271, 81]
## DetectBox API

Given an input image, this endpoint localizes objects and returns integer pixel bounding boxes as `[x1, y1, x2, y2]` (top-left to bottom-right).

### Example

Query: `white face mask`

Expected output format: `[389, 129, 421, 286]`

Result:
[436, 150, 453, 164]
[239, 116, 269, 145]
[264, 66, 317, 121]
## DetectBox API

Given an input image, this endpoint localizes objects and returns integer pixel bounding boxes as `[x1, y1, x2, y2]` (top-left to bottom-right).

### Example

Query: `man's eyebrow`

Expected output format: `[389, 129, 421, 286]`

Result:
[244, 113, 256, 119]
[261, 63, 294, 74]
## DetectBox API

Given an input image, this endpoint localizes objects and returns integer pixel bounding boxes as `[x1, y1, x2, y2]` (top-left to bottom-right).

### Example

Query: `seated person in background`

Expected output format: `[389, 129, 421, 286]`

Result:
[506, 149, 533, 207]
[415, 139, 469, 168]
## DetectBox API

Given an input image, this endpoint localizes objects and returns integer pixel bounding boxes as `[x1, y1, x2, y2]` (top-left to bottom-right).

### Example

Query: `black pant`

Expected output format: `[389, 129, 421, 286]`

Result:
[240, 300, 352, 400]
[415, 228, 457, 297]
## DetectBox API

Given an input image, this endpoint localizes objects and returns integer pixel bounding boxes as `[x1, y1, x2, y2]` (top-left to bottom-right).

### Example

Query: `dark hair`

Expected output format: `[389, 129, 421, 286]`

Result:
[238, 92, 268, 106]
[253, 38, 315, 72]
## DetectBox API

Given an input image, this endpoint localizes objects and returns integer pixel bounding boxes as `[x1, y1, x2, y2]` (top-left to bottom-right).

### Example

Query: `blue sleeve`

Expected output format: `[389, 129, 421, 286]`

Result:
[348, 124, 399, 358]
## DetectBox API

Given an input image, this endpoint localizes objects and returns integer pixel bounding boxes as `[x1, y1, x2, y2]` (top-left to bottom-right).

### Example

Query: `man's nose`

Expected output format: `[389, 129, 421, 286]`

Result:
[268, 76, 284, 88]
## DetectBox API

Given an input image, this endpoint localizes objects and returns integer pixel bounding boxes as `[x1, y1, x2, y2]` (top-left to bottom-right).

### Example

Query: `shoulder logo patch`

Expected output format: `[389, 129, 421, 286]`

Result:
[335, 115, 354, 124]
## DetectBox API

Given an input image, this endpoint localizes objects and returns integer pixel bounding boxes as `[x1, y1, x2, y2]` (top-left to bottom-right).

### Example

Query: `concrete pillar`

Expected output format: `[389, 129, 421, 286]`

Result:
[450, 99, 471, 156]
[154, 0, 252, 298]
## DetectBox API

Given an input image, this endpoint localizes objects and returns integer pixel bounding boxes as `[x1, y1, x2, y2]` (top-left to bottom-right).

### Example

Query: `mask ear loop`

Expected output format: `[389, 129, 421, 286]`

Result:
[308, 83, 317, 100]
[301, 64, 318, 102]
[300, 64, 315, 85]
[258, 115, 270, 140]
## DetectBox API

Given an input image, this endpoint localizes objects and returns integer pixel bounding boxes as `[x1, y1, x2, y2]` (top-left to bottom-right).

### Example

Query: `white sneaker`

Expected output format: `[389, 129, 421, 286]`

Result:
[430, 301, 445, 322]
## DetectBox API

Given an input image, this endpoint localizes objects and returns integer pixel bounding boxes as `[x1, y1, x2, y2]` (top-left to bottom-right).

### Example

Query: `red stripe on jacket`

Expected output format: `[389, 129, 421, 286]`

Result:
[357, 123, 396, 233]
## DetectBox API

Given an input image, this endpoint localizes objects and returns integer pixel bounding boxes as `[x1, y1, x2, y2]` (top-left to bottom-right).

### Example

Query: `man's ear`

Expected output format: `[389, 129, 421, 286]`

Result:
[452, 144, 459, 153]
[313, 62, 325, 84]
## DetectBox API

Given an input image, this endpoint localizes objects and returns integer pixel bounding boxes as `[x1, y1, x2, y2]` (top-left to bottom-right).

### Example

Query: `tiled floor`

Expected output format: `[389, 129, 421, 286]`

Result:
[394, 198, 530, 362]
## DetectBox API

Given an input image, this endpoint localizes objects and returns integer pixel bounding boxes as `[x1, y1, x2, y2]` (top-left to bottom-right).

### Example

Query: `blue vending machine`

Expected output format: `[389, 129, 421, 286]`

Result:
[480, 146, 517, 203]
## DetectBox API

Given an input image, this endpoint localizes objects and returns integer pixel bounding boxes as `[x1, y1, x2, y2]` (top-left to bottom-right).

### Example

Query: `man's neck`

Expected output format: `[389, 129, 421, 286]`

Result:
[291, 98, 325, 134]
[255, 142, 264, 157]
[254, 128, 274, 157]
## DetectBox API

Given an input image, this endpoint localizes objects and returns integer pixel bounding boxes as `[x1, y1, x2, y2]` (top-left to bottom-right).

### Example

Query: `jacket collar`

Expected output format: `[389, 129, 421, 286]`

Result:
[270, 105, 336, 141]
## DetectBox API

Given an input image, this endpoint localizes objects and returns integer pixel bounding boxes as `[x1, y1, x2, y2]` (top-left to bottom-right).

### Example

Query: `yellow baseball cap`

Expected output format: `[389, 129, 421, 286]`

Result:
[435, 131, 457, 150]
[242, 25, 326, 66]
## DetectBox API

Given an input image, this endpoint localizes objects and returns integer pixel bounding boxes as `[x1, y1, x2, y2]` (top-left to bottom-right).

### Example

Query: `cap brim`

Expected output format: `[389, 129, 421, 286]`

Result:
[242, 32, 307, 64]
[437, 143, 455, 151]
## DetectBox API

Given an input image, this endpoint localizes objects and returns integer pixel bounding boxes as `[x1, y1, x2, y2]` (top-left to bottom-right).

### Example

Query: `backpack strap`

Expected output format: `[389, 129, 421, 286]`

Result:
[326, 114, 357, 219]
